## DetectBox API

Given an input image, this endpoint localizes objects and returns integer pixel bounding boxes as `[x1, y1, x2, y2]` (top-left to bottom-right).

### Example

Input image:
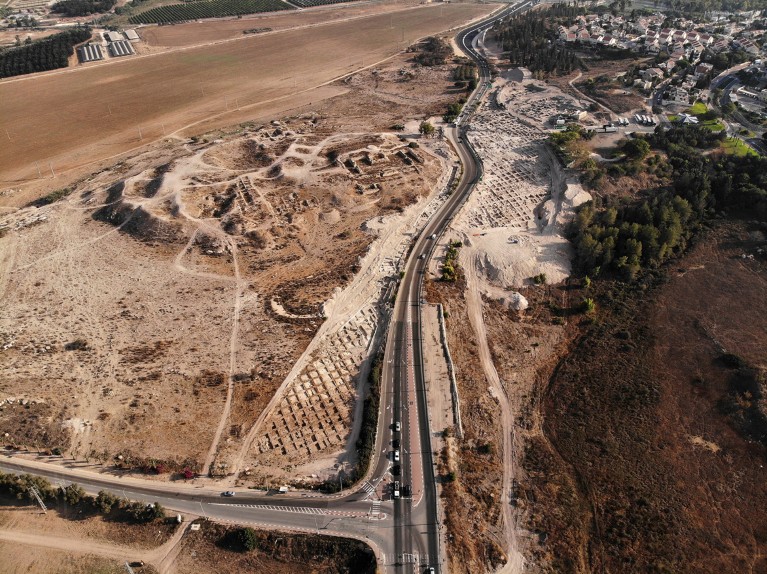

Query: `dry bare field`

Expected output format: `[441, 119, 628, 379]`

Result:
[139, 0, 428, 47]
[0, 3, 494, 185]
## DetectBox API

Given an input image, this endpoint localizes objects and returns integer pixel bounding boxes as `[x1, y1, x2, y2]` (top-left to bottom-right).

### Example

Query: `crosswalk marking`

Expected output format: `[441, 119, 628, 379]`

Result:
[209, 503, 360, 517]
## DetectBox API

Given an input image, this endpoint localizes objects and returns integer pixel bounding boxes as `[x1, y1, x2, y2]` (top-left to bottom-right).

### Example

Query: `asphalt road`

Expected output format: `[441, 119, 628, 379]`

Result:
[0, 3, 529, 572]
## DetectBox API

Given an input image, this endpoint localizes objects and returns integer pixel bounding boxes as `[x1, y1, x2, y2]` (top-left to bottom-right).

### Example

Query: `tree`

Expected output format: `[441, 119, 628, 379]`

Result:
[94, 490, 119, 513]
[60, 483, 85, 506]
[623, 138, 651, 160]
[224, 526, 258, 552]
[419, 121, 435, 137]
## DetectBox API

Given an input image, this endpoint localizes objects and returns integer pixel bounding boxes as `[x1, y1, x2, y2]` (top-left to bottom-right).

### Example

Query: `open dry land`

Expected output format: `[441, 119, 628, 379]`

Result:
[527, 221, 767, 573]
[0, 2, 494, 186]
[0, 38, 475, 482]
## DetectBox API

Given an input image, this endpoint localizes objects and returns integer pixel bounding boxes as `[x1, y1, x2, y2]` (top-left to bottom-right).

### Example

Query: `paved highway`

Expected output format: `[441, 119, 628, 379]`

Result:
[0, 3, 531, 572]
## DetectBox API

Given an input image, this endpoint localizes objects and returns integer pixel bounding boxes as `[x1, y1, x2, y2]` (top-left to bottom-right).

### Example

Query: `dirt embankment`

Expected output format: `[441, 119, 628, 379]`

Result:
[174, 521, 376, 574]
[534, 221, 767, 573]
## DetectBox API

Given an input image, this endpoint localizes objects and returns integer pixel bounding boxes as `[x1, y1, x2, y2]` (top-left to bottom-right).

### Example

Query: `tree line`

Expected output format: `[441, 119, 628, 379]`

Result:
[52, 0, 117, 17]
[0, 27, 91, 79]
[571, 125, 767, 280]
[492, 7, 580, 75]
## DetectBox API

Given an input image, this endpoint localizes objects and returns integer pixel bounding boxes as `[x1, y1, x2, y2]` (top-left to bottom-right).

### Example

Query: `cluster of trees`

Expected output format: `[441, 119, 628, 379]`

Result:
[453, 63, 477, 91]
[493, 7, 580, 75]
[52, 0, 116, 17]
[572, 125, 767, 279]
[443, 101, 463, 124]
[440, 240, 462, 281]
[9, 15, 38, 27]
[572, 193, 696, 280]
[0, 27, 91, 79]
[662, 0, 766, 16]
[0, 471, 165, 523]
[413, 36, 452, 67]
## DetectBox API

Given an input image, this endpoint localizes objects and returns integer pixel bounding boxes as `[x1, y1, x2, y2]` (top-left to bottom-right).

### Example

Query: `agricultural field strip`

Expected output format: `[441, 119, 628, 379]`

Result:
[129, 0, 290, 25]
[0, 2, 448, 86]
[1, 3, 493, 181]
[209, 503, 362, 516]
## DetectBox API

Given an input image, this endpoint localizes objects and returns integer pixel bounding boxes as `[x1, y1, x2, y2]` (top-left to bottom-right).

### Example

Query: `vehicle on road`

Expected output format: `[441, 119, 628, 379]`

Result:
[393, 481, 401, 498]
[402, 484, 412, 498]
[429, 233, 437, 240]
[392, 464, 401, 476]
[418, 253, 426, 259]
[394, 421, 401, 432]
[128, 561, 145, 568]
[392, 438, 400, 449]
[221, 491, 235, 497]
[393, 450, 400, 462]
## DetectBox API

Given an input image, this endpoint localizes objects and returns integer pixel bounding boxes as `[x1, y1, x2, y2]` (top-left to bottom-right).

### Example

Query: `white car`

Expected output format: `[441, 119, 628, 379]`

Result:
[393, 450, 400, 462]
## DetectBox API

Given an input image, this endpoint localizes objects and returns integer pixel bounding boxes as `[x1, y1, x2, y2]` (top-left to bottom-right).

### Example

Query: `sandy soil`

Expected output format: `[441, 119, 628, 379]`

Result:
[0, 2, 495, 187]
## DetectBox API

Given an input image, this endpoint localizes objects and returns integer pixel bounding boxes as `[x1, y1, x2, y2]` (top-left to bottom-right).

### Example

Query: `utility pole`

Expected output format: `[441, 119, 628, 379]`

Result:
[138, 127, 143, 141]
[35, 161, 41, 178]
[48, 162, 56, 178]
[29, 486, 47, 514]
[5, 129, 11, 141]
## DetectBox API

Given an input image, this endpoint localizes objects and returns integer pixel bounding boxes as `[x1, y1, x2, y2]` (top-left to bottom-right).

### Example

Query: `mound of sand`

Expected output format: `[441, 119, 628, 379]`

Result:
[470, 229, 573, 287]
[319, 209, 341, 224]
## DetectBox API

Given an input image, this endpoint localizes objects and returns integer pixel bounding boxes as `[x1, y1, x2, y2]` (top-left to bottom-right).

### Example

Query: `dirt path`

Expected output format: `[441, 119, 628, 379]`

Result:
[201, 237, 247, 476]
[463, 265, 525, 574]
[0, 520, 191, 571]
[0, 529, 139, 562]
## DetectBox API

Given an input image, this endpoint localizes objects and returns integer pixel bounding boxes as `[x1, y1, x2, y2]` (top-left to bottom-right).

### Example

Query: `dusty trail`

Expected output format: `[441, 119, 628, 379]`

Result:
[0, 519, 191, 571]
[463, 262, 524, 574]
[201, 237, 248, 476]
[0, 529, 138, 562]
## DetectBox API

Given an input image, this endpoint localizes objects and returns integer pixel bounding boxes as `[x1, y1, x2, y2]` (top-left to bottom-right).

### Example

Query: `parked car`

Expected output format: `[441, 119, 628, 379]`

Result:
[393, 450, 400, 462]
[128, 561, 145, 568]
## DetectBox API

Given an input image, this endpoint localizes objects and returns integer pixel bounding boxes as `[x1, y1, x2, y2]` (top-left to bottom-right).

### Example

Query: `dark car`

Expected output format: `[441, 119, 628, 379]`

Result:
[392, 438, 400, 449]
[402, 484, 412, 498]
[392, 464, 401, 476]
[128, 561, 145, 568]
